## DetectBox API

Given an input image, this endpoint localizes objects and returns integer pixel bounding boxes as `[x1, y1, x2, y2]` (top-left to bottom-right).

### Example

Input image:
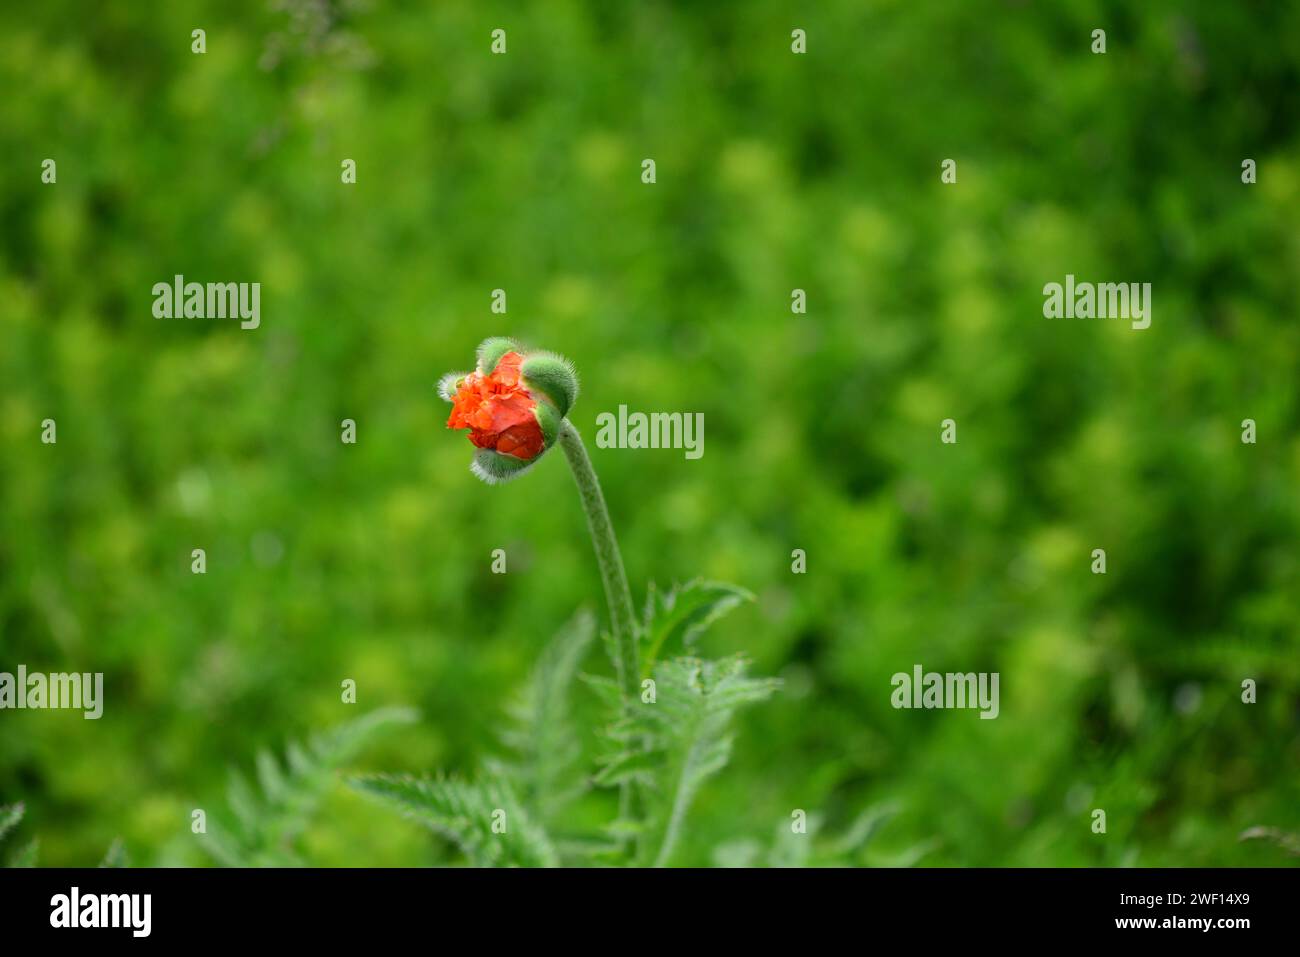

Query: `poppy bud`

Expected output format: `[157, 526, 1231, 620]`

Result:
[440, 337, 579, 483]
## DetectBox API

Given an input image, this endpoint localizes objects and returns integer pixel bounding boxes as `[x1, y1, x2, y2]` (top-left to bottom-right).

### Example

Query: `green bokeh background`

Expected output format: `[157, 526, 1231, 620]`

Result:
[2, 0, 1298, 866]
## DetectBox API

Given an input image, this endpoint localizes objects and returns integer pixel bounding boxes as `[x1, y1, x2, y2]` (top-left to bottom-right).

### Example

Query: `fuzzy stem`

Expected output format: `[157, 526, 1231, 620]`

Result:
[557, 420, 639, 702]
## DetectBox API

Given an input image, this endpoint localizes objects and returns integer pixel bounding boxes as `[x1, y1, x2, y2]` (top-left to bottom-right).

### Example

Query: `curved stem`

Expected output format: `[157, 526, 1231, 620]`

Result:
[557, 420, 639, 704]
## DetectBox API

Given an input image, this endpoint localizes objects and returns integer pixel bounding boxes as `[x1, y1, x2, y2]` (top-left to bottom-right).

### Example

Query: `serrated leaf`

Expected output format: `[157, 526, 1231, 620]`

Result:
[350, 772, 558, 867]
[201, 706, 417, 867]
[640, 580, 754, 675]
[870, 837, 941, 868]
[642, 581, 659, 632]
[497, 610, 595, 823]
[554, 835, 625, 863]
[7, 838, 38, 868]
[0, 803, 24, 843]
[822, 802, 900, 859]
[770, 811, 822, 867]
[604, 817, 647, 838]
[99, 838, 129, 868]
[285, 741, 312, 777]
[712, 838, 762, 868]
[628, 655, 780, 866]
[1240, 826, 1300, 856]
[225, 770, 260, 833]
[592, 749, 660, 786]
[256, 749, 287, 804]
[195, 820, 247, 869]
[579, 672, 623, 712]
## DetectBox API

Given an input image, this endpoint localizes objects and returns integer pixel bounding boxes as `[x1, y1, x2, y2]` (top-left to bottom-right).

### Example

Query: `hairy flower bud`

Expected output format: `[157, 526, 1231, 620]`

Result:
[440, 337, 578, 483]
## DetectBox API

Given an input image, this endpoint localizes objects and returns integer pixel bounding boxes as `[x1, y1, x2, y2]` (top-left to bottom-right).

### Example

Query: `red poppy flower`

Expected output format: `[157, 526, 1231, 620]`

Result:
[446, 352, 546, 460]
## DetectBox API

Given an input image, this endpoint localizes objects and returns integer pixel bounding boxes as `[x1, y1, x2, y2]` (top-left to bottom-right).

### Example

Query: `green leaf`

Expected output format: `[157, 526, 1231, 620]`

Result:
[497, 609, 596, 823]
[201, 706, 417, 867]
[7, 838, 38, 868]
[1239, 826, 1300, 857]
[225, 769, 261, 834]
[630, 656, 780, 866]
[592, 748, 660, 786]
[769, 812, 821, 867]
[256, 749, 288, 804]
[0, 803, 24, 843]
[350, 771, 558, 867]
[99, 838, 130, 868]
[642, 581, 659, 632]
[640, 580, 754, 676]
[821, 801, 900, 859]
[719, 802, 905, 867]
[553, 834, 625, 863]
[871, 837, 941, 868]
[712, 838, 762, 868]
[604, 817, 647, 839]
[578, 672, 622, 713]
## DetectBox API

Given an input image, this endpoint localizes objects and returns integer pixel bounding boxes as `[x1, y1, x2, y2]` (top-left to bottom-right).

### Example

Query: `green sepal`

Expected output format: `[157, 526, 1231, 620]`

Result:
[437, 370, 471, 402]
[533, 399, 561, 449]
[470, 447, 542, 485]
[521, 352, 579, 418]
[476, 337, 520, 375]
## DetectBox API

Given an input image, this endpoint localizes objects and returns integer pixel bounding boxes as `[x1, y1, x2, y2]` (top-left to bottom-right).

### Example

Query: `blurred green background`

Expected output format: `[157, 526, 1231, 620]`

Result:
[2, 0, 1298, 866]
